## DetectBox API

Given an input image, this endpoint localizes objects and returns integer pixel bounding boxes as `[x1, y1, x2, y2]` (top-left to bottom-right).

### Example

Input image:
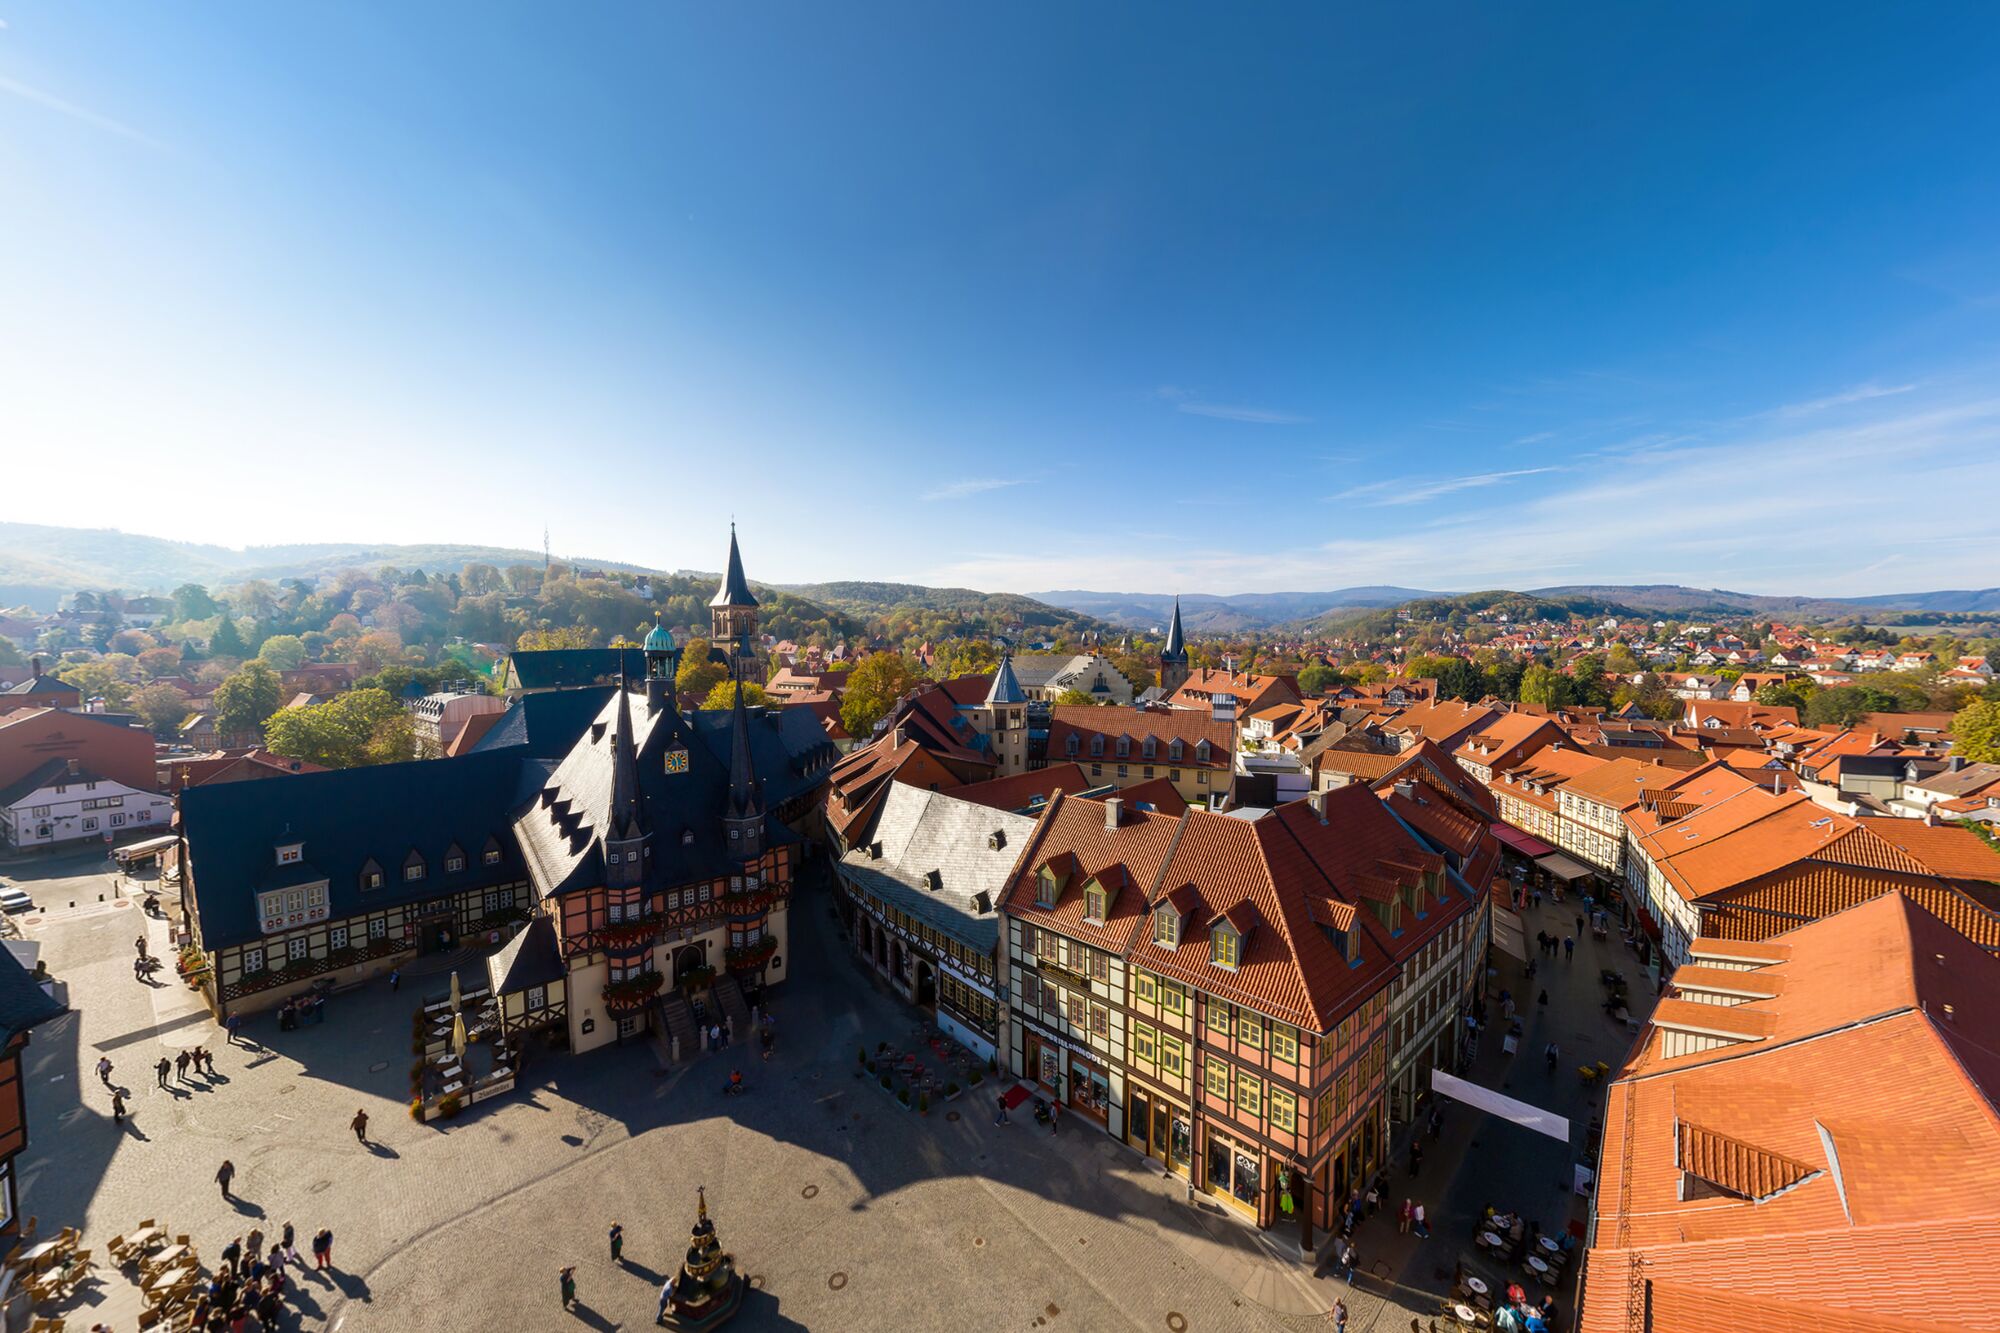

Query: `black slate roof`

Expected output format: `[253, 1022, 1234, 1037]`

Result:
[182, 747, 536, 951]
[486, 915, 565, 993]
[471, 687, 619, 759]
[0, 944, 65, 1049]
[505, 649, 645, 692]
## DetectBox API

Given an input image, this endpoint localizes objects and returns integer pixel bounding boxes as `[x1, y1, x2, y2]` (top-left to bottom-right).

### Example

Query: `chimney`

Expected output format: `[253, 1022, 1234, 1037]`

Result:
[1924, 805, 1941, 827]
[1307, 790, 1328, 824]
[1949, 755, 1966, 772]
[1104, 796, 1123, 831]
[1393, 779, 1417, 800]
[30, 656, 42, 679]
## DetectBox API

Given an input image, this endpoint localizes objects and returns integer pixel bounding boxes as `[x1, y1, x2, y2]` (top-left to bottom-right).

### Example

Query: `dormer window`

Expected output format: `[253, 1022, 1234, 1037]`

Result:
[484, 848, 501, 866]
[360, 857, 383, 891]
[1065, 734, 1080, 757]
[1195, 740, 1212, 762]
[1084, 881, 1107, 923]
[1090, 735, 1104, 757]
[1169, 739, 1184, 761]
[1142, 736, 1156, 759]
[1035, 866, 1059, 908]
[275, 842, 303, 866]
[1116, 736, 1130, 758]
[403, 849, 426, 882]
[1153, 905, 1180, 947]
[1210, 923, 1242, 970]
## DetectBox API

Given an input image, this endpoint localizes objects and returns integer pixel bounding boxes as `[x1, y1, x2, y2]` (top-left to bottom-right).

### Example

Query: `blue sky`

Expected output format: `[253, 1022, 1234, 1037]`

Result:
[3, 3, 1999, 596]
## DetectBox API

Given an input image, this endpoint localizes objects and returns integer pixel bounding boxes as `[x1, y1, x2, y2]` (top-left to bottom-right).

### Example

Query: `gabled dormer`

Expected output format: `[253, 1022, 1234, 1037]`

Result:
[1065, 733, 1081, 757]
[1083, 878, 1108, 923]
[1115, 734, 1131, 758]
[359, 857, 384, 891]
[1195, 739, 1212, 763]
[1033, 854, 1077, 908]
[1209, 901, 1256, 971]
[444, 842, 467, 874]
[1152, 882, 1198, 948]
[1168, 737, 1185, 762]
[482, 835, 504, 867]
[402, 848, 427, 882]
[1089, 734, 1105, 757]
[274, 841, 304, 866]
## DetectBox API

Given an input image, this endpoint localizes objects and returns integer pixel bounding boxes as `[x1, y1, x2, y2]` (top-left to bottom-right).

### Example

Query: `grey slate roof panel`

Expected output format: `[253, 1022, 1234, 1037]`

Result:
[836, 784, 1035, 955]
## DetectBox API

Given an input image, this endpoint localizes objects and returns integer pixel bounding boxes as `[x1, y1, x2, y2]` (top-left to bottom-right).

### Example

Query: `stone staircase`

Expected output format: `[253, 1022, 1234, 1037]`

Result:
[657, 990, 701, 1063]
[710, 971, 754, 1044]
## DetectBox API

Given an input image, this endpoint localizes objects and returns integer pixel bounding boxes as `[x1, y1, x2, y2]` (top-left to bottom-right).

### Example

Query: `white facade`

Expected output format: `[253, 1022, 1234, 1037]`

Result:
[2, 775, 171, 849]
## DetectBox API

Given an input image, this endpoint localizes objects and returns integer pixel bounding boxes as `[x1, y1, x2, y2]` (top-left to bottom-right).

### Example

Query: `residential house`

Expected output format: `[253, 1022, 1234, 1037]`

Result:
[1, 759, 172, 849]
[1046, 705, 1233, 806]
[0, 660, 80, 718]
[0, 706, 158, 797]
[0, 945, 65, 1240]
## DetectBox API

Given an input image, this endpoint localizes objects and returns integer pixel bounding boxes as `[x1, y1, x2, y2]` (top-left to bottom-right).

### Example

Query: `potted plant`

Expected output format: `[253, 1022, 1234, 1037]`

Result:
[438, 1092, 463, 1119]
[408, 1097, 425, 1121]
[897, 1086, 910, 1109]
[969, 1068, 984, 1087]
[918, 1091, 929, 1116]
[945, 1081, 961, 1101]
[880, 1071, 892, 1091]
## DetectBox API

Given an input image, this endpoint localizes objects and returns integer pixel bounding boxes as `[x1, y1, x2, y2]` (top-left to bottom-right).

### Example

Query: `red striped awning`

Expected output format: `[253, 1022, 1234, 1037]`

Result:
[1492, 825, 1555, 858]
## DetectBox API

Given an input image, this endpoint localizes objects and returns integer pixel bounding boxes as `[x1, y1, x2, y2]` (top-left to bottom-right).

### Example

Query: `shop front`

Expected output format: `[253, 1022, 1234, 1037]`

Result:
[1126, 1085, 1192, 1177]
[1068, 1051, 1112, 1126]
[1203, 1126, 1265, 1219]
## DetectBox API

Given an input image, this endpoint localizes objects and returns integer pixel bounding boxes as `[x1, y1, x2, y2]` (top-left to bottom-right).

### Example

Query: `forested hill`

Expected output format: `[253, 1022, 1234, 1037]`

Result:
[779, 581, 1126, 643]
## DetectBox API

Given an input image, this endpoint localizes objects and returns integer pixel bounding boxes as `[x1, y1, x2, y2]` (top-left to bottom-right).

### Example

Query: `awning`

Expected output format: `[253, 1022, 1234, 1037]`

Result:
[1493, 825, 1555, 859]
[1535, 852, 1596, 882]
[1430, 1069, 1569, 1143]
[113, 834, 178, 862]
[1491, 904, 1528, 963]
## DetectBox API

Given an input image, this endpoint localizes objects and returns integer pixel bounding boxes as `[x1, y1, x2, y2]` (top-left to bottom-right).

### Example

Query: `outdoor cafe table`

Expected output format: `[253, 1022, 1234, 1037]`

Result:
[12, 1240, 63, 1271]
[1453, 1304, 1484, 1328]
[1465, 1277, 1489, 1296]
[124, 1226, 166, 1250]
[146, 1265, 193, 1292]
[1526, 1256, 1551, 1278]
[145, 1244, 189, 1272]
[1537, 1235, 1560, 1254]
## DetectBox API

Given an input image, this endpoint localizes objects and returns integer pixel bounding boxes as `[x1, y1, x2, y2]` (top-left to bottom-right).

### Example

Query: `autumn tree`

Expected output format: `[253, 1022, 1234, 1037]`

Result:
[256, 634, 308, 670]
[516, 626, 597, 652]
[1518, 664, 1574, 709]
[131, 683, 192, 737]
[1296, 664, 1343, 696]
[676, 639, 728, 702]
[213, 660, 283, 740]
[1955, 700, 2000, 765]
[701, 680, 768, 711]
[1054, 689, 1098, 707]
[263, 689, 410, 769]
[840, 651, 924, 738]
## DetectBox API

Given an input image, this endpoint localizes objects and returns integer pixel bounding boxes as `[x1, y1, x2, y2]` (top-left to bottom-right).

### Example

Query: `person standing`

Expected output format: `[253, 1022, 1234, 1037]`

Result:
[658, 1272, 676, 1325]
[281, 1221, 298, 1266]
[559, 1265, 577, 1309]
[1414, 1201, 1429, 1238]
[609, 1222, 624, 1263]
[216, 1159, 236, 1199]
[311, 1228, 333, 1270]
[389, 968, 400, 992]
[1399, 1198, 1413, 1234]
[1564, 936, 1575, 962]
[351, 1108, 370, 1144]
[1049, 1099, 1061, 1136]
[994, 1094, 1009, 1126]
[1538, 989, 1549, 1008]
[97, 1056, 114, 1087]
[1333, 1298, 1348, 1333]
[156, 1056, 171, 1087]
[112, 1089, 127, 1124]
[246, 1228, 264, 1268]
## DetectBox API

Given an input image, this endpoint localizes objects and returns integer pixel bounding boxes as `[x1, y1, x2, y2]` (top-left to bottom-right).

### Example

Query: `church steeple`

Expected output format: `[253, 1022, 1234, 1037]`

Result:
[709, 524, 759, 671]
[1159, 596, 1189, 695]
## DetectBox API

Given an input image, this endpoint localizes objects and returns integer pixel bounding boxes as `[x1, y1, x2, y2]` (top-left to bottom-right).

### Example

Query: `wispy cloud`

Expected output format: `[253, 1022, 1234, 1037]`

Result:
[1329, 467, 1558, 506]
[1774, 381, 1918, 417]
[1155, 386, 1307, 424]
[922, 477, 1026, 503]
[0, 75, 162, 149]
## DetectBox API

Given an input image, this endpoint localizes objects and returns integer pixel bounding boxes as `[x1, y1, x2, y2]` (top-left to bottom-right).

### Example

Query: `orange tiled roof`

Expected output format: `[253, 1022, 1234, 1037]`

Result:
[1854, 818, 2000, 884]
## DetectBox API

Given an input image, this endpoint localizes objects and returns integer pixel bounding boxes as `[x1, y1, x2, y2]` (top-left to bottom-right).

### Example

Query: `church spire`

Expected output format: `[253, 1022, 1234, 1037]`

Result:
[1162, 596, 1187, 661]
[709, 523, 758, 610]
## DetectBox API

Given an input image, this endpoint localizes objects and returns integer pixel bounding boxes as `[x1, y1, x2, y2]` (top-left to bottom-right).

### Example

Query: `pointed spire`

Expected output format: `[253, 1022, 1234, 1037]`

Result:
[609, 685, 644, 839]
[726, 663, 763, 821]
[985, 652, 1026, 706]
[1162, 596, 1187, 661]
[709, 523, 758, 609]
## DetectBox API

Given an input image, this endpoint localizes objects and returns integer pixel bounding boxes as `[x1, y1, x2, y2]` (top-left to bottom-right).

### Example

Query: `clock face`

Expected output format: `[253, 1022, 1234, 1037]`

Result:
[665, 747, 689, 774]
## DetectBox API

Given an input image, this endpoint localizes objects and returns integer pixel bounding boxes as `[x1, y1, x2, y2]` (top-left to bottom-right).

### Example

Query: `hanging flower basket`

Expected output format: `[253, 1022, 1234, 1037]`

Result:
[676, 964, 717, 992]
[601, 970, 664, 1012]
[724, 938, 777, 972]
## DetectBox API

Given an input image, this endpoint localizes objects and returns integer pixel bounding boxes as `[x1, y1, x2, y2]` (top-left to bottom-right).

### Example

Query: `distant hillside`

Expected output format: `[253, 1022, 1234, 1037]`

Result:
[1035, 588, 1437, 632]
[0, 521, 661, 607]
[780, 581, 1124, 640]
[1526, 584, 2000, 617]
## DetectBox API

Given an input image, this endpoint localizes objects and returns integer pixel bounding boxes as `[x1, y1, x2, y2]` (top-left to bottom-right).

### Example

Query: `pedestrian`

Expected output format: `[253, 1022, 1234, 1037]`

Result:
[994, 1094, 1009, 1126]
[559, 1265, 577, 1309]
[136, 933, 149, 959]
[176, 1049, 191, 1081]
[222, 1236, 243, 1269]
[1538, 989, 1549, 1008]
[1414, 1201, 1429, 1238]
[216, 1159, 236, 1199]
[1564, 936, 1575, 962]
[1399, 1198, 1413, 1234]
[708, 1023, 720, 1053]
[97, 1055, 114, 1087]
[1332, 1297, 1348, 1333]
[246, 1228, 264, 1267]
[112, 1089, 127, 1123]
[659, 1272, 678, 1323]
[312, 1228, 333, 1270]
[1545, 1040, 1560, 1073]
[1364, 1183, 1379, 1217]
[1337, 1236, 1357, 1284]
[351, 1108, 370, 1144]
[1049, 1099, 1061, 1136]
[1532, 886, 1542, 908]
[201, 1047, 217, 1076]
[1575, 912, 1585, 938]
[1427, 1104, 1443, 1141]
[281, 1221, 298, 1266]
[1409, 1140, 1423, 1176]
[609, 1221, 624, 1263]
[155, 1056, 170, 1087]
[389, 968, 400, 992]
[226, 1012, 243, 1044]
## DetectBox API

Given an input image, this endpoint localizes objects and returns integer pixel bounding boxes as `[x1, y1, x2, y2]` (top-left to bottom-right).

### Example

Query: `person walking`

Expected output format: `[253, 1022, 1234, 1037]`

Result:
[351, 1108, 370, 1144]
[1564, 935, 1576, 962]
[112, 1089, 128, 1124]
[1575, 912, 1585, 938]
[1364, 1182, 1380, 1217]
[1409, 1140, 1423, 1176]
[609, 1222, 624, 1263]
[136, 933, 149, 959]
[281, 1221, 298, 1266]
[1414, 1201, 1429, 1238]
[311, 1228, 333, 1270]
[97, 1055, 114, 1087]
[994, 1094, 1009, 1126]
[388, 968, 400, 992]
[559, 1265, 577, 1309]
[246, 1228, 264, 1268]
[216, 1159, 236, 1199]
[1049, 1099, 1062, 1136]
[226, 1012, 243, 1044]
[201, 1047, 217, 1076]
[1337, 1236, 1357, 1284]
[1399, 1198, 1413, 1234]
[1538, 989, 1549, 1008]
[1332, 1297, 1348, 1333]
[155, 1056, 171, 1087]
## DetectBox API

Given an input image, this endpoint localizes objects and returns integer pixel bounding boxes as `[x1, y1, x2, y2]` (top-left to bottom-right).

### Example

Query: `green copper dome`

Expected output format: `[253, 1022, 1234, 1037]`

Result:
[644, 620, 677, 653]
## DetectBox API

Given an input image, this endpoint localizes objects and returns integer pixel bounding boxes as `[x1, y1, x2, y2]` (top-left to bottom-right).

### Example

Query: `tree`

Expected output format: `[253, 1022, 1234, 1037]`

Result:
[131, 683, 192, 737]
[264, 689, 408, 769]
[1956, 700, 2000, 765]
[208, 615, 249, 660]
[1518, 664, 1574, 709]
[516, 626, 597, 652]
[55, 660, 133, 712]
[1297, 664, 1343, 696]
[676, 640, 728, 702]
[1754, 680, 1814, 713]
[212, 660, 283, 740]
[840, 651, 924, 738]
[1054, 688, 1099, 707]
[0, 636, 20, 668]
[1110, 654, 1156, 696]
[701, 680, 768, 711]
[1805, 686, 1879, 730]
[256, 634, 308, 670]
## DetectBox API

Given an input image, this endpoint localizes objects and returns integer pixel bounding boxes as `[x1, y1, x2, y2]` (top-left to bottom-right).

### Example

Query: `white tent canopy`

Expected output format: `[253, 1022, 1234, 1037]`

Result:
[1431, 1069, 1570, 1143]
